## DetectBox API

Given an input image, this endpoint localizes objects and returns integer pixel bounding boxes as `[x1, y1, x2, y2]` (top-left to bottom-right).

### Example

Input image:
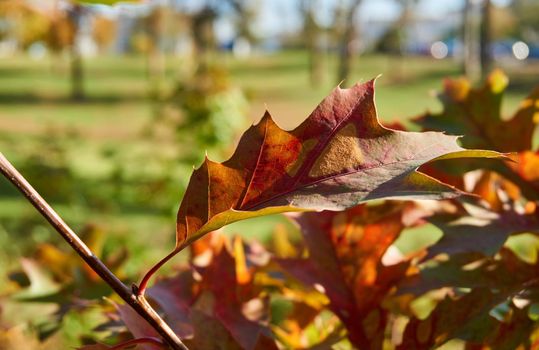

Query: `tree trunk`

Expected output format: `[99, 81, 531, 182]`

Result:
[70, 48, 84, 100]
[70, 6, 84, 101]
[191, 7, 217, 70]
[336, 0, 362, 86]
[146, 7, 166, 98]
[390, 0, 415, 82]
[302, 0, 324, 87]
[480, 0, 492, 77]
[462, 0, 481, 82]
[309, 43, 324, 87]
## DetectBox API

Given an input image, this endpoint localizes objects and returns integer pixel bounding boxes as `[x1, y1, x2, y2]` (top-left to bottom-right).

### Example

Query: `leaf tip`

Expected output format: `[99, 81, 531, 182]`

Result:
[504, 152, 518, 163]
[204, 155, 220, 166]
[359, 77, 377, 97]
[257, 109, 282, 130]
[261, 109, 272, 121]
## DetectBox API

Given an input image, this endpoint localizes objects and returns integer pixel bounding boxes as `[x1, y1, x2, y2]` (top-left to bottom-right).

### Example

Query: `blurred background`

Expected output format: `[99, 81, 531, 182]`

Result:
[0, 0, 538, 345]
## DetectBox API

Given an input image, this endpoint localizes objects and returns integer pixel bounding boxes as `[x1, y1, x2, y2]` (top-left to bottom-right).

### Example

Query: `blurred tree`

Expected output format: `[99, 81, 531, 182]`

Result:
[152, 64, 248, 165]
[45, 11, 76, 53]
[0, 1, 49, 49]
[512, 0, 539, 43]
[490, 5, 516, 40]
[463, 0, 482, 82]
[480, 0, 492, 77]
[67, 4, 84, 100]
[92, 15, 117, 54]
[145, 5, 166, 95]
[0, 0, 84, 99]
[463, 0, 494, 81]
[335, 0, 362, 86]
[191, 5, 217, 68]
[375, 0, 417, 80]
[226, 0, 257, 45]
[300, 0, 324, 87]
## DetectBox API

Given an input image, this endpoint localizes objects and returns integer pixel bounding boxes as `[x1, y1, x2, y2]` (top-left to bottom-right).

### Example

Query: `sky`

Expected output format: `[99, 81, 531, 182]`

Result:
[87, 0, 514, 42]
[215, 0, 512, 41]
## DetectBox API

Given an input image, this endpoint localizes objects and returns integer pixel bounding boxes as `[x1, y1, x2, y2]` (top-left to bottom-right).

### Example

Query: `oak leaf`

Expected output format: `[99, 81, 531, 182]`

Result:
[173, 79, 499, 252]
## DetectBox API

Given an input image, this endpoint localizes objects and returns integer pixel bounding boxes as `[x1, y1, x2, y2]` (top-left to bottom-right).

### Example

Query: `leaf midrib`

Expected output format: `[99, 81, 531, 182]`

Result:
[242, 154, 440, 211]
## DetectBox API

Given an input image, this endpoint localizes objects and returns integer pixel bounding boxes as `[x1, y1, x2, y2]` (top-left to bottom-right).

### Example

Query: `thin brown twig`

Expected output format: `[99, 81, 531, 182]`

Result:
[0, 152, 188, 350]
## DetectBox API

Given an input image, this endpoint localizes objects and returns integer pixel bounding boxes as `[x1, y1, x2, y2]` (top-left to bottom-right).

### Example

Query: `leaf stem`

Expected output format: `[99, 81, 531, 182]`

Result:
[138, 246, 182, 296]
[0, 152, 188, 350]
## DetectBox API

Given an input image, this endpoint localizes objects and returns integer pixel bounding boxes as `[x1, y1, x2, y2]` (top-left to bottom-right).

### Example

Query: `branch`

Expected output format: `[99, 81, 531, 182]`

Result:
[0, 153, 188, 350]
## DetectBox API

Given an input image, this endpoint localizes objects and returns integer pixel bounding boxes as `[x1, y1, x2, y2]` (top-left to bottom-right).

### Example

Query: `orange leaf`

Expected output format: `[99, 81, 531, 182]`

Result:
[278, 203, 412, 349]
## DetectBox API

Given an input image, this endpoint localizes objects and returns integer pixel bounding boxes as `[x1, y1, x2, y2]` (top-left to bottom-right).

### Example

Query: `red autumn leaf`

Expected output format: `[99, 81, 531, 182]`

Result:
[415, 69, 539, 152]
[117, 305, 162, 350]
[278, 203, 412, 349]
[172, 79, 500, 256]
[145, 269, 197, 339]
[192, 237, 278, 350]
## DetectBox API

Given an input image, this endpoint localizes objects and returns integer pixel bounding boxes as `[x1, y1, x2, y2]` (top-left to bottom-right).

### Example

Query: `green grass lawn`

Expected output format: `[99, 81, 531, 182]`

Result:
[0, 51, 532, 276]
[0, 51, 530, 135]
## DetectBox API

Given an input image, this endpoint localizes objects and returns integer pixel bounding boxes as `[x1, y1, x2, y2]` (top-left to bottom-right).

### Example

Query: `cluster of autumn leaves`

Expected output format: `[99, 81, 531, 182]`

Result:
[87, 70, 538, 349]
[5, 70, 539, 349]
